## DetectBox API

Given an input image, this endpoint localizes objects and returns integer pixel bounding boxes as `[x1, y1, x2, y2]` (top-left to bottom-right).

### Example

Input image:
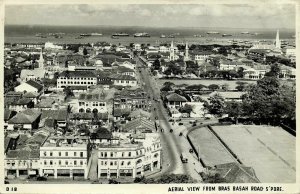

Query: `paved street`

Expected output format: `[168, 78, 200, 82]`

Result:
[135, 57, 202, 181]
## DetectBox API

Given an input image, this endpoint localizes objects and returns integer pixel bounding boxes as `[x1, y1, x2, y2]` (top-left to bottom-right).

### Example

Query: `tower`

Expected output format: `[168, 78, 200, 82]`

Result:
[38, 49, 44, 68]
[275, 30, 281, 49]
[184, 42, 189, 61]
[169, 41, 175, 61]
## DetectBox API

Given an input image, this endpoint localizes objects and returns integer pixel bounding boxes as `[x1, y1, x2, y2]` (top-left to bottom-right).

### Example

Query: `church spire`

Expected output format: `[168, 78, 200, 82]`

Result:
[38, 48, 44, 68]
[184, 42, 189, 61]
[275, 30, 281, 49]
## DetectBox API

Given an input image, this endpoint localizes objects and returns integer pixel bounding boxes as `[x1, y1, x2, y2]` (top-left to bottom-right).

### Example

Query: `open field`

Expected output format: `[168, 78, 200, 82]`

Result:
[211, 125, 295, 183]
[188, 127, 237, 167]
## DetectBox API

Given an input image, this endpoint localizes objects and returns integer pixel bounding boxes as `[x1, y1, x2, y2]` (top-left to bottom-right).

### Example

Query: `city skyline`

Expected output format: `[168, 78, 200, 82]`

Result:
[5, 4, 296, 29]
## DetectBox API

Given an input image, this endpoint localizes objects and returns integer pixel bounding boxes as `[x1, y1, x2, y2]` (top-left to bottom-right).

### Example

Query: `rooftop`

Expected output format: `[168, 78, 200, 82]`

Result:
[59, 70, 96, 78]
[8, 109, 41, 124]
[166, 93, 188, 102]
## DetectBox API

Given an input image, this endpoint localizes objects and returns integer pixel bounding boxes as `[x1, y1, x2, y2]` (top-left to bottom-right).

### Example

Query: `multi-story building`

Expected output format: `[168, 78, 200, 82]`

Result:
[97, 133, 161, 179]
[39, 136, 90, 179]
[57, 71, 97, 89]
[110, 74, 137, 87]
[113, 89, 151, 111]
[78, 93, 108, 113]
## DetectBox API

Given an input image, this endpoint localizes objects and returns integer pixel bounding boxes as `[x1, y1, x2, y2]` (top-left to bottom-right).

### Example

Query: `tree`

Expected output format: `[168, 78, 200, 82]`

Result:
[206, 93, 225, 116]
[265, 63, 280, 77]
[83, 48, 88, 55]
[235, 81, 248, 91]
[225, 101, 242, 124]
[180, 104, 193, 116]
[221, 83, 229, 91]
[237, 67, 245, 78]
[208, 84, 219, 91]
[153, 59, 161, 70]
[63, 86, 74, 101]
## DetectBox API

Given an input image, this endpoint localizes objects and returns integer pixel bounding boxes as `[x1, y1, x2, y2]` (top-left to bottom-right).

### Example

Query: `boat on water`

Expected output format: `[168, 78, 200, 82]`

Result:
[111, 35, 119, 39]
[194, 34, 202, 37]
[160, 34, 166, 38]
[207, 31, 219, 34]
[75, 36, 83, 39]
[54, 35, 63, 39]
[80, 33, 92, 37]
[134, 32, 150, 37]
[35, 33, 43, 37]
[167, 35, 175, 38]
[241, 32, 250, 34]
[112, 32, 130, 37]
[251, 32, 260, 36]
[91, 33, 103, 36]
[222, 34, 232, 37]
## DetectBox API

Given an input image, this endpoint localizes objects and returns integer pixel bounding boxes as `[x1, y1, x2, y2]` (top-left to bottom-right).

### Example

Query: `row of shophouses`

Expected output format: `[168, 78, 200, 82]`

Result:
[5, 129, 161, 180]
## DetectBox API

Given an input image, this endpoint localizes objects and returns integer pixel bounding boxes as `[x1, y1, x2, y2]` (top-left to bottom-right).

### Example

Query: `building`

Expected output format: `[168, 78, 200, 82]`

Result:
[219, 60, 244, 71]
[169, 41, 176, 61]
[97, 133, 161, 179]
[7, 109, 41, 132]
[165, 93, 188, 109]
[39, 136, 90, 179]
[57, 71, 97, 89]
[110, 74, 137, 87]
[78, 93, 108, 113]
[244, 64, 271, 79]
[15, 80, 44, 94]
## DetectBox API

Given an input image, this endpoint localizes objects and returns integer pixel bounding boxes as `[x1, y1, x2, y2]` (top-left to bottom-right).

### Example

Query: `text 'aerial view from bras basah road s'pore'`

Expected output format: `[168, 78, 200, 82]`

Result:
[3, 3, 296, 185]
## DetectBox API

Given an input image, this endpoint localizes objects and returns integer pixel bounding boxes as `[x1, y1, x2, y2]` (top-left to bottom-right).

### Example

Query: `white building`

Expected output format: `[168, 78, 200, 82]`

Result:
[110, 74, 138, 87]
[39, 136, 89, 179]
[15, 80, 44, 94]
[78, 93, 108, 113]
[45, 42, 63, 50]
[57, 71, 97, 89]
[97, 133, 161, 179]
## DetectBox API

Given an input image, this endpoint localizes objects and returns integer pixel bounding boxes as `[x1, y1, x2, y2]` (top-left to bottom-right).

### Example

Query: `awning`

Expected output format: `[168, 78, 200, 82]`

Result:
[29, 170, 37, 175]
[43, 169, 54, 174]
[73, 169, 84, 173]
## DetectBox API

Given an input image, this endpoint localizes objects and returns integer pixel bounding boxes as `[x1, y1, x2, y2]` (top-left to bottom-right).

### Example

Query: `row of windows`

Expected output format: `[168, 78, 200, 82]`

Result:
[43, 151, 84, 157]
[43, 160, 85, 166]
[115, 80, 136, 84]
[60, 77, 95, 80]
[100, 161, 132, 166]
[60, 81, 95, 85]
[79, 102, 106, 106]
[100, 150, 143, 158]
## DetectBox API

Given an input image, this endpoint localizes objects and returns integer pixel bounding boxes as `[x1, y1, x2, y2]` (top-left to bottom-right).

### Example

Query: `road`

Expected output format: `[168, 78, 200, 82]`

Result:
[135, 57, 203, 181]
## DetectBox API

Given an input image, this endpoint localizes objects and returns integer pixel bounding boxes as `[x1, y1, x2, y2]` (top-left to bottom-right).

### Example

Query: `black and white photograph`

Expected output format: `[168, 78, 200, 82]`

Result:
[1, 0, 298, 193]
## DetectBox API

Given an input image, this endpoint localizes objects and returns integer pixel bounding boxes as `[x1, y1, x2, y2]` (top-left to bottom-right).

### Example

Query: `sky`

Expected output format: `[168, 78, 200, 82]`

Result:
[5, 4, 296, 29]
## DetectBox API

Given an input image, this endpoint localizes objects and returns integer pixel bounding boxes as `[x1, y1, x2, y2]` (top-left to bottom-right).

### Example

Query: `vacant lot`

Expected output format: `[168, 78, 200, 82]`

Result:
[211, 125, 295, 183]
[188, 127, 237, 167]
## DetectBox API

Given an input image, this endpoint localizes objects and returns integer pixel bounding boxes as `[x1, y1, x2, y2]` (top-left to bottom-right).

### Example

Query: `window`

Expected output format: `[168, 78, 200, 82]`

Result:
[110, 152, 113, 157]
[65, 152, 68, 157]
[104, 161, 107, 165]
[74, 152, 77, 157]
[110, 161, 113, 166]
[128, 152, 131, 157]
[80, 152, 83, 157]
[136, 151, 138, 155]
[80, 161, 83, 165]
[43, 152, 46, 156]
[50, 152, 53, 156]
[44, 161, 47, 165]
[104, 152, 107, 157]
[65, 161, 68, 165]
[127, 161, 131, 166]
[50, 160, 53, 165]
[58, 152, 61, 156]
[58, 160, 61, 165]
[121, 161, 124, 166]
[74, 161, 77, 165]
[101, 152, 103, 157]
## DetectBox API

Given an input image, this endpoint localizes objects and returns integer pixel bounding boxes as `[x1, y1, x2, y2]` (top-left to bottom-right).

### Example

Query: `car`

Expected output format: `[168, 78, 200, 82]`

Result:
[189, 149, 194, 153]
[153, 108, 156, 111]
[36, 176, 47, 181]
[179, 132, 183, 136]
[179, 123, 183, 126]
[170, 129, 173, 133]
[192, 123, 197, 127]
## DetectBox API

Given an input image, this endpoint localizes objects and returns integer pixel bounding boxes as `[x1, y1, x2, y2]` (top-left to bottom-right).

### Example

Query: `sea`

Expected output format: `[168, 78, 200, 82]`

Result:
[4, 25, 296, 46]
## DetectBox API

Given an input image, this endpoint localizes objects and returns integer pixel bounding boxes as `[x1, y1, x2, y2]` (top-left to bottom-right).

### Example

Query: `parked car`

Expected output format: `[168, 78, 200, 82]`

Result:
[170, 129, 173, 133]
[179, 132, 183, 136]
[189, 149, 194, 153]
[179, 122, 183, 126]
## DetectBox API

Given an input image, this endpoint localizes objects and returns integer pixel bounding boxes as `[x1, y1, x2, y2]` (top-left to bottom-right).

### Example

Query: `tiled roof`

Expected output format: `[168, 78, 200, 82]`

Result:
[4, 109, 15, 121]
[113, 108, 131, 117]
[110, 74, 136, 81]
[8, 109, 41, 124]
[69, 86, 88, 90]
[59, 71, 96, 78]
[41, 110, 68, 121]
[23, 92, 40, 98]
[215, 162, 260, 183]
[79, 93, 106, 101]
[166, 93, 188, 102]
[129, 109, 152, 119]
[14, 98, 32, 105]
[6, 148, 40, 160]
[36, 99, 55, 108]
[117, 66, 135, 73]
[122, 117, 155, 133]
[26, 80, 43, 92]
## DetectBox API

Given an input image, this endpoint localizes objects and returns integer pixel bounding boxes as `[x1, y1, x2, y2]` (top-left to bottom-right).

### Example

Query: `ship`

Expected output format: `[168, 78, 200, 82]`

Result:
[222, 34, 232, 37]
[241, 32, 250, 34]
[111, 35, 119, 39]
[75, 36, 83, 39]
[134, 32, 150, 37]
[160, 34, 166, 38]
[167, 35, 175, 38]
[194, 34, 202, 37]
[112, 32, 130, 37]
[80, 33, 92, 37]
[206, 31, 219, 34]
[35, 33, 43, 37]
[91, 33, 103, 36]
